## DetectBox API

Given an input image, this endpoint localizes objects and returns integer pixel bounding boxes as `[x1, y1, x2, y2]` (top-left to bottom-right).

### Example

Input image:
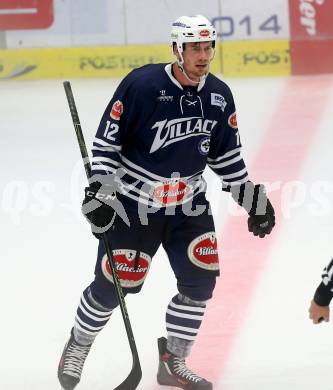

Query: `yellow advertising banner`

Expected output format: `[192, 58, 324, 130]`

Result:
[0, 41, 290, 81]
[221, 40, 291, 77]
[0, 45, 172, 80]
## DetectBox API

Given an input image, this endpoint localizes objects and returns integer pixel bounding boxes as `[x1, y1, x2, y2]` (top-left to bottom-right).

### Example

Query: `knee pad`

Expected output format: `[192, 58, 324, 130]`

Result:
[177, 276, 216, 301]
[89, 280, 125, 310]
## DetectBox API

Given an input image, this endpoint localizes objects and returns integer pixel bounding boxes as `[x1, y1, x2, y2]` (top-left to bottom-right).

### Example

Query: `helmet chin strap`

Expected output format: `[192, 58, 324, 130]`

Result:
[176, 49, 215, 85]
[177, 62, 203, 85]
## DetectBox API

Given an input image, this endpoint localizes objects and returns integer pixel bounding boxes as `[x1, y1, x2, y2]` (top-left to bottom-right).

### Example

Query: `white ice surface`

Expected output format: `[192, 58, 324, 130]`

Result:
[1, 75, 333, 389]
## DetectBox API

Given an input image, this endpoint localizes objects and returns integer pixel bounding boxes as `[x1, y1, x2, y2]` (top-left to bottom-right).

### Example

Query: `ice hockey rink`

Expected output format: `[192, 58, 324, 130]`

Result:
[1, 73, 333, 390]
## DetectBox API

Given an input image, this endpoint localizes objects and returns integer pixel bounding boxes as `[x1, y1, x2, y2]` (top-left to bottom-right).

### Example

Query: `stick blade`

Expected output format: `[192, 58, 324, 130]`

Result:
[113, 355, 142, 390]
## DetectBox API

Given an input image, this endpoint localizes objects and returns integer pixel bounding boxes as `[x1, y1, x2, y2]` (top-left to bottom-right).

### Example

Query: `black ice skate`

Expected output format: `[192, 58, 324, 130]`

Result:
[58, 329, 92, 390]
[157, 337, 213, 390]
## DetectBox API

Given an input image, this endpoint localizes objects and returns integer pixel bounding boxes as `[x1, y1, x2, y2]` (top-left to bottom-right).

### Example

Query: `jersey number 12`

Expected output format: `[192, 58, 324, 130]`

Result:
[103, 121, 119, 141]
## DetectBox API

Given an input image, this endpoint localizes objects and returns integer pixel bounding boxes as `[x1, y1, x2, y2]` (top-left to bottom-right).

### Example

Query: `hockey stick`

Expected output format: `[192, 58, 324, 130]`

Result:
[63, 81, 142, 390]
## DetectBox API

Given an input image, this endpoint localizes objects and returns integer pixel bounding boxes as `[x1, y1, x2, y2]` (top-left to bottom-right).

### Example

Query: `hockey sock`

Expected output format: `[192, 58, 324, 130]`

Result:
[165, 293, 207, 358]
[73, 287, 113, 346]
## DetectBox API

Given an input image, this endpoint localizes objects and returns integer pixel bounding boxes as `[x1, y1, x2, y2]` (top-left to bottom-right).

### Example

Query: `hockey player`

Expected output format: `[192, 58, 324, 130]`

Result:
[58, 15, 275, 390]
[309, 259, 333, 324]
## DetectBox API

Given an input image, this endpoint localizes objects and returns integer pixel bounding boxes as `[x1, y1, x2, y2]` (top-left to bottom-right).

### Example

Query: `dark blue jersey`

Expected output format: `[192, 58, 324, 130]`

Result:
[91, 63, 249, 208]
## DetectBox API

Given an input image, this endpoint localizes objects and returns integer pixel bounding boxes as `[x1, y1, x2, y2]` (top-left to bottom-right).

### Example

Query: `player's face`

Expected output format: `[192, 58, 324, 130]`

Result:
[182, 42, 214, 80]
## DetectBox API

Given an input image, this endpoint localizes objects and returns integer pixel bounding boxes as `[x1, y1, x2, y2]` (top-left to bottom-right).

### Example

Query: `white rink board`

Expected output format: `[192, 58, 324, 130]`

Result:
[214, 0, 289, 40]
[5, 0, 289, 48]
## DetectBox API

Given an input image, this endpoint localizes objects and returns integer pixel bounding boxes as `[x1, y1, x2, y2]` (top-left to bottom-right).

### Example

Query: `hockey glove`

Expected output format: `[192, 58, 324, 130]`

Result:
[230, 182, 275, 238]
[82, 184, 127, 239]
[313, 281, 333, 307]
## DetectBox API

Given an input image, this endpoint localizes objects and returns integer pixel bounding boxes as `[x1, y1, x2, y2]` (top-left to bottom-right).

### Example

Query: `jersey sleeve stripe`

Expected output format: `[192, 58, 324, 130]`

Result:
[222, 175, 250, 187]
[222, 167, 248, 180]
[92, 156, 120, 167]
[91, 164, 117, 174]
[92, 145, 122, 154]
[208, 155, 242, 169]
[322, 259, 333, 286]
[207, 147, 242, 163]
[93, 137, 122, 149]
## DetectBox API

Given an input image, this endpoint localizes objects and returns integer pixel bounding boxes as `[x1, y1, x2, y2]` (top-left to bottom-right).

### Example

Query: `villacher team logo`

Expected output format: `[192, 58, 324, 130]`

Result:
[110, 100, 124, 121]
[101, 250, 151, 288]
[150, 117, 218, 153]
[187, 232, 219, 271]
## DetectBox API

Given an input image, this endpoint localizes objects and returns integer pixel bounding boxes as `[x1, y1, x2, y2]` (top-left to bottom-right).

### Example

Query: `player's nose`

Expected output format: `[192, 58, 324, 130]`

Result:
[198, 49, 209, 61]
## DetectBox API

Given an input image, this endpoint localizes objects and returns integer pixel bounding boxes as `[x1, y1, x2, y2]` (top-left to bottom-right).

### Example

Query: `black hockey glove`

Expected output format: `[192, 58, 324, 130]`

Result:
[248, 198, 275, 238]
[314, 281, 333, 307]
[82, 184, 124, 239]
[230, 182, 275, 238]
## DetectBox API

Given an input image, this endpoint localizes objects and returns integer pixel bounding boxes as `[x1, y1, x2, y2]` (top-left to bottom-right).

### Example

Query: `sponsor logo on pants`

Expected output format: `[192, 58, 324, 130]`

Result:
[101, 249, 151, 287]
[187, 232, 219, 271]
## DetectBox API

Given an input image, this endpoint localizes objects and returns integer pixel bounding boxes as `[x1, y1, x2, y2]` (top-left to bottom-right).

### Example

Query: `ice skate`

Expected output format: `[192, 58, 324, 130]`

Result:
[157, 337, 213, 389]
[58, 329, 92, 390]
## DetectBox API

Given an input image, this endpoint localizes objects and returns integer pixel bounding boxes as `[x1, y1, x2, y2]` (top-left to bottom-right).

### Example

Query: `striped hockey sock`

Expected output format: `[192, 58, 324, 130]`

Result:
[165, 293, 206, 358]
[73, 287, 113, 346]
